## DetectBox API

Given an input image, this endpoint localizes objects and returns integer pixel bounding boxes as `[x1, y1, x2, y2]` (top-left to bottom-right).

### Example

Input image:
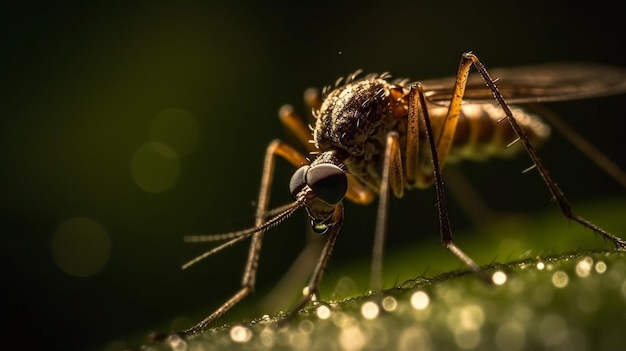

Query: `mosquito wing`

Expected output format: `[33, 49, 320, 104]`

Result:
[420, 62, 626, 105]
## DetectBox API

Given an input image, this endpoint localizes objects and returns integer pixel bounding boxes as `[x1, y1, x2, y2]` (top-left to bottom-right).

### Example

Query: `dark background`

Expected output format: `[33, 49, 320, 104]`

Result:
[2, 1, 625, 350]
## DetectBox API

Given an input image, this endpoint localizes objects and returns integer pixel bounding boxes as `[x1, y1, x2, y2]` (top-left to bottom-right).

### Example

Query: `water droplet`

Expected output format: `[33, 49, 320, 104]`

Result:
[575, 257, 593, 278]
[316, 305, 331, 320]
[299, 319, 314, 333]
[167, 334, 187, 351]
[551, 271, 569, 288]
[410, 291, 430, 310]
[230, 325, 252, 343]
[361, 301, 379, 320]
[381, 296, 397, 312]
[595, 261, 607, 274]
[492, 271, 507, 285]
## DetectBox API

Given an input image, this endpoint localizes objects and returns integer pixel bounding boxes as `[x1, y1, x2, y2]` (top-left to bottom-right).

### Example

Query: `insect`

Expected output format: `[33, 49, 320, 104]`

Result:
[155, 52, 626, 340]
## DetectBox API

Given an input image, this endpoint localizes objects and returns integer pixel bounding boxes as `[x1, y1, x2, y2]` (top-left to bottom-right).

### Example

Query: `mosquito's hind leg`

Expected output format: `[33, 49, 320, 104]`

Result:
[527, 103, 626, 190]
[410, 83, 490, 281]
[463, 52, 626, 249]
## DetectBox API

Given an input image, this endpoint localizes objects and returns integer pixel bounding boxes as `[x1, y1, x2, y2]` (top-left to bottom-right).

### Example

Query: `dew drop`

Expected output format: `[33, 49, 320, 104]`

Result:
[492, 271, 507, 285]
[410, 291, 430, 310]
[299, 319, 314, 333]
[381, 296, 397, 312]
[361, 301, 380, 320]
[167, 334, 187, 351]
[575, 257, 593, 278]
[595, 261, 607, 274]
[316, 305, 331, 320]
[551, 271, 569, 288]
[230, 325, 252, 343]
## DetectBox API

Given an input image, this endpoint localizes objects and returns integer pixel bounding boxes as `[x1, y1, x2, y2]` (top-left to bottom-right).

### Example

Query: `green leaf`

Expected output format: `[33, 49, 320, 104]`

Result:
[132, 198, 626, 351]
[141, 250, 626, 351]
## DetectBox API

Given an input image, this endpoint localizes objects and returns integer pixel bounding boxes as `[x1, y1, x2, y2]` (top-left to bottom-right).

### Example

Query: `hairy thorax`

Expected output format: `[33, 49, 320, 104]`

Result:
[313, 77, 408, 190]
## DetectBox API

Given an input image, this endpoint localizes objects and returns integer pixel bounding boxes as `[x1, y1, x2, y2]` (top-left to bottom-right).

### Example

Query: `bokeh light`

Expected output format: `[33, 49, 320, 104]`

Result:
[51, 217, 111, 277]
[130, 142, 180, 193]
[360, 301, 380, 320]
[410, 291, 430, 310]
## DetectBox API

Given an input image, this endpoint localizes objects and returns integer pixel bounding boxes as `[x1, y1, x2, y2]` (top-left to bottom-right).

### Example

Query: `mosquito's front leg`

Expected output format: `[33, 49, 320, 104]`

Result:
[159, 140, 309, 339]
[463, 52, 626, 249]
[282, 203, 344, 317]
[261, 101, 374, 311]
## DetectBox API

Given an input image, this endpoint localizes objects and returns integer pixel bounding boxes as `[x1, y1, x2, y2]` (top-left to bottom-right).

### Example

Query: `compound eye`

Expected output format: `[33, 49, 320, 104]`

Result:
[306, 164, 348, 205]
[289, 165, 310, 197]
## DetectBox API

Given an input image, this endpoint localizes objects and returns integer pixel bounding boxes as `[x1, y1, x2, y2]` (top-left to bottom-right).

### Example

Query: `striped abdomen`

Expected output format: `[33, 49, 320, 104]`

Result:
[443, 103, 551, 163]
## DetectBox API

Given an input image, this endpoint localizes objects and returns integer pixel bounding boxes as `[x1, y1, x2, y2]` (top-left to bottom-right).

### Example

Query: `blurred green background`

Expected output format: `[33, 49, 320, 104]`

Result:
[2, 1, 625, 350]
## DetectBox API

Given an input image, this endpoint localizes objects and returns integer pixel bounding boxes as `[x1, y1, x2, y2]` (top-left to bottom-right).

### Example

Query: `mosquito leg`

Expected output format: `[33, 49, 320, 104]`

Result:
[153, 140, 310, 340]
[404, 83, 421, 187]
[463, 52, 626, 249]
[368, 131, 404, 293]
[304, 87, 323, 110]
[282, 204, 344, 318]
[345, 174, 377, 204]
[260, 226, 325, 312]
[279, 104, 317, 154]
[412, 83, 490, 281]
[527, 104, 626, 189]
[263, 103, 373, 312]
[414, 53, 474, 189]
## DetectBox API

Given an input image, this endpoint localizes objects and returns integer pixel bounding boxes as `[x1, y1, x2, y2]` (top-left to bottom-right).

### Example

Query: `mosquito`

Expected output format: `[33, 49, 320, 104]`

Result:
[155, 52, 626, 340]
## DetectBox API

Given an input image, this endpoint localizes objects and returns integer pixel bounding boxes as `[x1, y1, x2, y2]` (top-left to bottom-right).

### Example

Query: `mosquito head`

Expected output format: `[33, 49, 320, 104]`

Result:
[289, 162, 348, 234]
